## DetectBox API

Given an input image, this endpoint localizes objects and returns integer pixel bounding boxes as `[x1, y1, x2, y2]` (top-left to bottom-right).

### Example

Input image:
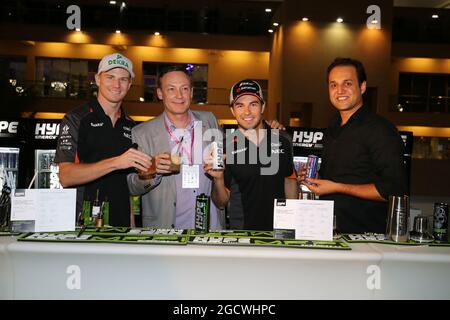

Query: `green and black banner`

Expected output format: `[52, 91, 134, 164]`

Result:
[188, 235, 350, 250]
[17, 227, 351, 250]
[18, 231, 189, 245]
[17, 228, 450, 248]
[343, 233, 426, 245]
[188, 230, 350, 249]
[0, 231, 22, 237]
[429, 241, 450, 247]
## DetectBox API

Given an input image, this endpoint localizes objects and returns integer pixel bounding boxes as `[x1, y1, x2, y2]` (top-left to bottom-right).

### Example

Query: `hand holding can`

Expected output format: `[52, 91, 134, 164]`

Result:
[211, 141, 224, 171]
[305, 155, 319, 180]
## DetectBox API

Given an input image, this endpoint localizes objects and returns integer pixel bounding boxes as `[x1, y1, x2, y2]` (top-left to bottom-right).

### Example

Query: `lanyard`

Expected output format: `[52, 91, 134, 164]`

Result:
[163, 117, 195, 165]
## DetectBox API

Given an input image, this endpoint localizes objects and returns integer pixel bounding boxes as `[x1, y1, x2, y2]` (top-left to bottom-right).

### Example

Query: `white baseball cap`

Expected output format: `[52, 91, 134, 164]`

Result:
[97, 53, 135, 78]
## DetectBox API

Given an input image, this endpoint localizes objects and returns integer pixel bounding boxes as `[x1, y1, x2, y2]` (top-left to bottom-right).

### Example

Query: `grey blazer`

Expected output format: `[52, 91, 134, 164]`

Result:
[127, 110, 223, 228]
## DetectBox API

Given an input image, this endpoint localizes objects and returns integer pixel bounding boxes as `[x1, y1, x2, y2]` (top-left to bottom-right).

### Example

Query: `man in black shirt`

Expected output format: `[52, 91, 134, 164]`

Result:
[55, 53, 151, 226]
[208, 80, 298, 230]
[300, 58, 407, 233]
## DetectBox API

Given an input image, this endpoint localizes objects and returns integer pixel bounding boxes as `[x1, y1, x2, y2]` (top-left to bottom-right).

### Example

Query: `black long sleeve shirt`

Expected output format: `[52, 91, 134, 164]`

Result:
[319, 104, 408, 234]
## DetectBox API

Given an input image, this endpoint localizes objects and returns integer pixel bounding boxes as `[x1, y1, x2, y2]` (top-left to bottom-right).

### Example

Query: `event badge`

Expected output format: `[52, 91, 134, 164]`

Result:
[182, 165, 199, 188]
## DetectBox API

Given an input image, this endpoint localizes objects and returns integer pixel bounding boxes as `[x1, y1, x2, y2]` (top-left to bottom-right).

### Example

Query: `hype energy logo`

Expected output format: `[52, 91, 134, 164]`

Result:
[0, 121, 19, 138]
[35, 123, 60, 140]
[288, 127, 324, 149]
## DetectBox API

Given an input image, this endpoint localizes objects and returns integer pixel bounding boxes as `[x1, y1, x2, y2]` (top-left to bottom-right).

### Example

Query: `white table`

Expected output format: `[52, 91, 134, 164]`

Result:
[1, 236, 449, 299]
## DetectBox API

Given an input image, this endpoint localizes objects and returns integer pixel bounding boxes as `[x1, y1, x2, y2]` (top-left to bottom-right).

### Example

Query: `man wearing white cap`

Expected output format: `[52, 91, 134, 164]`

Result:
[55, 53, 152, 227]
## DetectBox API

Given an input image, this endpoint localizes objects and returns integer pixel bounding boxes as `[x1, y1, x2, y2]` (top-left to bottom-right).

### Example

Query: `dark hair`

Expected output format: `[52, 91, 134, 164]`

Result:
[157, 65, 192, 88]
[326, 58, 367, 86]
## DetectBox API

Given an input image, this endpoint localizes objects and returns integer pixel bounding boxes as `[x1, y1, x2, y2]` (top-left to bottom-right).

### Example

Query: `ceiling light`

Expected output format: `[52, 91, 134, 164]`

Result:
[121, 2, 126, 8]
[336, 18, 344, 23]
[109, 1, 116, 4]
[371, 19, 378, 24]
[139, 97, 145, 102]
[273, 22, 279, 27]
[115, 30, 121, 33]
[154, 31, 160, 36]
[432, 14, 439, 19]
[302, 17, 309, 22]
[265, 8, 272, 13]
[75, 28, 81, 32]
[268, 29, 274, 33]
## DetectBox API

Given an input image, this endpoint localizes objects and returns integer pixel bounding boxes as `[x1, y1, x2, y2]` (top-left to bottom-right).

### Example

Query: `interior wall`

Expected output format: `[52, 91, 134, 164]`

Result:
[387, 56, 450, 127]
[0, 24, 271, 52]
[270, 0, 393, 128]
[268, 25, 284, 122]
[390, 57, 450, 93]
[0, 40, 270, 120]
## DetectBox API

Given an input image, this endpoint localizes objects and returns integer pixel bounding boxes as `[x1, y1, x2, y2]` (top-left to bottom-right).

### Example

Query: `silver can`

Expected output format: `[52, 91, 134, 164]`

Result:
[386, 195, 410, 242]
[9, 153, 17, 170]
[211, 141, 224, 170]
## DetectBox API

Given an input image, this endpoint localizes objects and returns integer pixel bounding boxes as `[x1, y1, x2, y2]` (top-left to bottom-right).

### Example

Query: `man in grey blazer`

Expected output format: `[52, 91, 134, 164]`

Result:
[127, 66, 224, 229]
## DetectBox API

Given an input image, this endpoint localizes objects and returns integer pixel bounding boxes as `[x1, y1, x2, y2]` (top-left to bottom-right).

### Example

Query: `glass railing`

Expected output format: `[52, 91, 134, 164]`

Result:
[413, 137, 450, 160]
[3, 79, 269, 106]
[390, 94, 450, 113]
[2, 80, 240, 105]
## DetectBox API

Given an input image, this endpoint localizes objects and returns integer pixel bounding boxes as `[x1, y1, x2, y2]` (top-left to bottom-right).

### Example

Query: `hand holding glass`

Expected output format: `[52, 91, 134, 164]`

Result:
[138, 157, 157, 180]
[166, 152, 181, 173]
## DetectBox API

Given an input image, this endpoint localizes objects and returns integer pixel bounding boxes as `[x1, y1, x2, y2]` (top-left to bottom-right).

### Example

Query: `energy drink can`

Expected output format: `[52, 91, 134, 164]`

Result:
[305, 155, 319, 179]
[1, 153, 9, 169]
[9, 153, 17, 170]
[195, 193, 210, 233]
[211, 141, 224, 170]
[131, 196, 141, 216]
[39, 172, 48, 188]
[42, 153, 50, 170]
[101, 198, 110, 226]
[433, 202, 449, 241]
[82, 198, 92, 225]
